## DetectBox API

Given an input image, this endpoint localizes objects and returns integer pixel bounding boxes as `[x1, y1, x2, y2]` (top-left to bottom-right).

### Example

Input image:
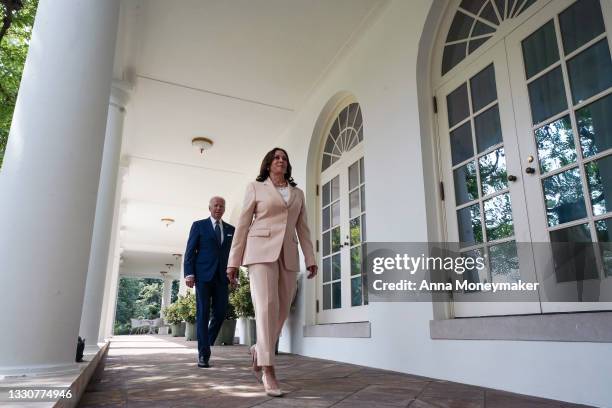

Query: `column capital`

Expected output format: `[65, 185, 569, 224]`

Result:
[110, 79, 132, 110]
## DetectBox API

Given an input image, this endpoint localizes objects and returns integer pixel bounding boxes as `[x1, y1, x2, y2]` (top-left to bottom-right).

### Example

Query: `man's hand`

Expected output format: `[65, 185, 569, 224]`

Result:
[185, 276, 195, 288]
[306, 264, 318, 279]
[226, 267, 238, 288]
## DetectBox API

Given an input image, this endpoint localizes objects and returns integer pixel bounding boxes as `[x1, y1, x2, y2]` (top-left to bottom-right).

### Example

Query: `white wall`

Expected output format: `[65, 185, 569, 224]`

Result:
[274, 0, 612, 406]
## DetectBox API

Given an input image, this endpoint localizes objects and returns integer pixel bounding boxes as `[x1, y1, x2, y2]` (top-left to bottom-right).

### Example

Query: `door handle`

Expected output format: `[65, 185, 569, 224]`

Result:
[525, 167, 536, 174]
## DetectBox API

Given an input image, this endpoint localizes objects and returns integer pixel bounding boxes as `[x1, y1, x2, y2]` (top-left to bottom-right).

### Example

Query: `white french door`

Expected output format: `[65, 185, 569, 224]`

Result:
[438, 0, 612, 317]
[317, 144, 368, 323]
[437, 41, 541, 317]
[506, 0, 612, 312]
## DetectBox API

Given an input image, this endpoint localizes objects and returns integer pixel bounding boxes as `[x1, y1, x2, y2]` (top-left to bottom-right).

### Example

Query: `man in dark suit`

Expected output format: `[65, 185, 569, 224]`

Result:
[184, 196, 235, 368]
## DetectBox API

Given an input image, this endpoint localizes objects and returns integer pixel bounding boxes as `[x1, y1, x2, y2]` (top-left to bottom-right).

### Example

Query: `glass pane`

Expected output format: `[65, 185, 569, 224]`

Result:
[361, 185, 366, 212]
[534, 115, 577, 174]
[331, 176, 340, 201]
[332, 227, 341, 253]
[323, 257, 331, 283]
[324, 134, 336, 155]
[470, 64, 497, 113]
[322, 182, 330, 206]
[528, 67, 568, 124]
[515, 0, 536, 16]
[447, 83, 470, 128]
[479, 147, 508, 196]
[559, 0, 606, 55]
[550, 223, 598, 282]
[567, 40, 612, 105]
[351, 246, 361, 276]
[331, 201, 340, 227]
[484, 193, 514, 240]
[461, 248, 488, 290]
[454, 161, 478, 205]
[359, 157, 365, 183]
[347, 103, 359, 129]
[460, 0, 487, 14]
[361, 214, 367, 241]
[322, 206, 330, 231]
[472, 21, 495, 37]
[447, 11, 475, 41]
[323, 284, 331, 310]
[332, 281, 341, 309]
[521, 20, 559, 79]
[542, 167, 587, 226]
[494, 0, 505, 18]
[450, 122, 474, 165]
[322, 154, 332, 171]
[474, 104, 502, 152]
[332, 253, 341, 280]
[351, 277, 362, 307]
[468, 37, 491, 54]
[578, 94, 612, 158]
[443, 43, 467, 75]
[323, 231, 330, 256]
[457, 203, 483, 247]
[350, 217, 361, 246]
[595, 218, 612, 277]
[480, 1, 499, 24]
[490, 241, 520, 284]
[585, 155, 612, 216]
[349, 161, 359, 190]
[349, 189, 360, 218]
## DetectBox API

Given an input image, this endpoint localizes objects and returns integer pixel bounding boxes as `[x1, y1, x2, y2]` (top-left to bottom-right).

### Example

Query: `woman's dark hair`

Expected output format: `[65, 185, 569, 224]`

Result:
[256, 147, 297, 186]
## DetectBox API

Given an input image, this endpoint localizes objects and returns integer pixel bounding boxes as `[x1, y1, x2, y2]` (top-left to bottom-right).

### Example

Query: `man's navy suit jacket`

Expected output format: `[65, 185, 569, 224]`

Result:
[184, 217, 235, 283]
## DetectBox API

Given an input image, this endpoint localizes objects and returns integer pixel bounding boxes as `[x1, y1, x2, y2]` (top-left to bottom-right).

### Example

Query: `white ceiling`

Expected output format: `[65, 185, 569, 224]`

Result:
[117, 0, 384, 275]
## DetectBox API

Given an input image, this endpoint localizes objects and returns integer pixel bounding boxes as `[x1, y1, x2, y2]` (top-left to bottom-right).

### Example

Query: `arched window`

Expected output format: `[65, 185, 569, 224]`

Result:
[435, 0, 612, 317]
[321, 103, 363, 171]
[442, 0, 538, 75]
[317, 100, 367, 324]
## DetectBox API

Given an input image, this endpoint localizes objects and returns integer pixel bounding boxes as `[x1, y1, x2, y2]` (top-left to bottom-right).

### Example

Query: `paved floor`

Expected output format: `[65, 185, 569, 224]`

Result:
[78, 335, 591, 408]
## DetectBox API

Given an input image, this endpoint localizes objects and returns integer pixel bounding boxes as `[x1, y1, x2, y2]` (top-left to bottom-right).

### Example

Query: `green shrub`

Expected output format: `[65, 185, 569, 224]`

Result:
[229, 268, 254, 318]
[162, 302, 183, 325]
[176, 290, 197, 324]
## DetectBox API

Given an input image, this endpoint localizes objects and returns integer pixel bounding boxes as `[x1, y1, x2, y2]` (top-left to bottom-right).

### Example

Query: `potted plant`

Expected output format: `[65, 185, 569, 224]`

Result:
[162, 302, 184, 337]
[229, 267, 256, 345]
[214, 288, 238, 345]
[177, 290, 197, 341]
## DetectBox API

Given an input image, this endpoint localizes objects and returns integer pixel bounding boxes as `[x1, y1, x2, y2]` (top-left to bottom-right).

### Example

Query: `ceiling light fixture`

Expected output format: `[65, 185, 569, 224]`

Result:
[161, 217, 175, 227]
[191, 137, 214, 154]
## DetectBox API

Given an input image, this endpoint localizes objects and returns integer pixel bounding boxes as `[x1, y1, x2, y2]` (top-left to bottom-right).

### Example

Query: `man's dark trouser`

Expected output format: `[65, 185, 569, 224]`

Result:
[195, 271, 228, 361]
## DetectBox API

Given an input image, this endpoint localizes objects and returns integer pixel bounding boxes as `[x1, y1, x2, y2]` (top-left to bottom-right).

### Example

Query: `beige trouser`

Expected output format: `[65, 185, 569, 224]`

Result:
[248, 249, 297, 366]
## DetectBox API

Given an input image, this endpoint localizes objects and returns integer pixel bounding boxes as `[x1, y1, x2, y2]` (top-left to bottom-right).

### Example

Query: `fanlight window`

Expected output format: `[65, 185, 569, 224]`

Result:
[321, 103, 363, 171]
[442, 0, 537, 75]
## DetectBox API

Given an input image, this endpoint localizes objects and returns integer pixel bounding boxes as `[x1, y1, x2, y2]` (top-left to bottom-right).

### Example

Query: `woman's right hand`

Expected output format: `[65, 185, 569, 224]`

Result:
[226, 267, 238, 287]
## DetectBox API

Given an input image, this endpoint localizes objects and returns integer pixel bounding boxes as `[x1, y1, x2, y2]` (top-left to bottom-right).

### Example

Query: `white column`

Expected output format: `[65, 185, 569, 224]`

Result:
[178, 254, 189, 296]
[101, 201, 127, 340]
[79, 82, 129, 353]
[98, 169, 128, 342]
[0, 0, 120, 376]
[160, 276, 173, 320]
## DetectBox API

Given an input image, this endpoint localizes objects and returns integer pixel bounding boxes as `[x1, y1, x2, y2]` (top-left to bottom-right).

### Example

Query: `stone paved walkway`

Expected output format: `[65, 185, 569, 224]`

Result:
[78, 335, 591, 408]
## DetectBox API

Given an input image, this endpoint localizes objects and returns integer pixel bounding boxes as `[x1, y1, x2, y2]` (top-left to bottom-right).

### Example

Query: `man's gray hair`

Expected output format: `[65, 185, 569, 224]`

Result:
[209, 196, 226, 206]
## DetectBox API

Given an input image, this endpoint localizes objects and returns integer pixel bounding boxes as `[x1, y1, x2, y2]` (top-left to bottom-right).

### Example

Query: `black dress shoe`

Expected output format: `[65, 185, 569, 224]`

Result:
[198, 356, 210, 368]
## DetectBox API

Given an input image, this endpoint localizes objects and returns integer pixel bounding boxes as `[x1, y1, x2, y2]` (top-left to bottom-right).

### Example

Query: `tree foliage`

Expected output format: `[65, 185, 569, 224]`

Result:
[114, 277, 163, 325]
[0, 0, 38, 168]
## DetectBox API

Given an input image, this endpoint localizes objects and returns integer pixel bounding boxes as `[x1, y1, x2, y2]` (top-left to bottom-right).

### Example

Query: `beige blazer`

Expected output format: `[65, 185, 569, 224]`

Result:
[227, 179, 316, 271]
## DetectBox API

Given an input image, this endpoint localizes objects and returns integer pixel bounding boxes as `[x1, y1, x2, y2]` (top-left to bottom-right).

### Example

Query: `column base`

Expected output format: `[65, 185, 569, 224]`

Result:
[0, 362, 81, 379]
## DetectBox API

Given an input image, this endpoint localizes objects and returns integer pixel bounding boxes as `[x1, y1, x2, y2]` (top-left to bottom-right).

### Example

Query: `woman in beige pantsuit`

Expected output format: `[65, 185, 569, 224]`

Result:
[226, 147, 317, 397]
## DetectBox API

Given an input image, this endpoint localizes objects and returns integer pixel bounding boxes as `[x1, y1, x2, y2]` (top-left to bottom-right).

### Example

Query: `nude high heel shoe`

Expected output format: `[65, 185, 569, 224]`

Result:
[262, 372, 283, 397]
